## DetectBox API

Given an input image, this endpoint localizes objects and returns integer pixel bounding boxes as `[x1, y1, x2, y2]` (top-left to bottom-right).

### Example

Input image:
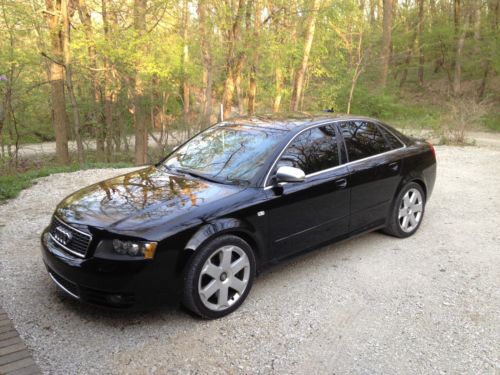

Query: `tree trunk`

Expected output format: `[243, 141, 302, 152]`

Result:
[247, 65, 257, 115]
[479, 0, 499, 97]
[101, 0, 114, 160]
[248, 0, 261, 115]
[62, 0, 84, 165]
[454, 0, 461, 34]
[78, 0, 104, 161]
[452, 15, 468, 95]
[181, 0, 190, 126]
[45, 0, 70, 165]
[222, 0, 247, 119]
[347, 32, 364, 114]
[417, 0, 425, 86]
[235, 68, 244, 114]
[369, 0, 376, 25]
[133, 0, 148, 165]
[379, 0, 393, 88]
[399, 20, 418, 88]
[197, 0, 213, 126]
[478, 61, 490, 98]
[290, 0, 321, 111]
[272, 67, 283, 112]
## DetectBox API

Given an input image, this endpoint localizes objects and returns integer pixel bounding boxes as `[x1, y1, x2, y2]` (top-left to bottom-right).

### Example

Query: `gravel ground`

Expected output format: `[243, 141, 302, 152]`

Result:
[0, 145, 499, 374]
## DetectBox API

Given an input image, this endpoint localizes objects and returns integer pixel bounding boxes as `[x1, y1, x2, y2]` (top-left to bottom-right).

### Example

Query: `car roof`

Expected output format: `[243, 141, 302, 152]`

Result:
[220, 112, 379, 132]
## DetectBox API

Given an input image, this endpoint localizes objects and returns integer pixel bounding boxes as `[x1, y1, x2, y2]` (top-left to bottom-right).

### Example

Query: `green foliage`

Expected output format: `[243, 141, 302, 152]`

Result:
[338, 86, 440, 128]
[0, 162, 133, 202]
[0, 0, 499, 168]
[482, 113, 500, 132]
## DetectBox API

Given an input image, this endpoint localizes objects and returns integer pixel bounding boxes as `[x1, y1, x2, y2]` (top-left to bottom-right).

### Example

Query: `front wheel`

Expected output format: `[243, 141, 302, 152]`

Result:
[182, 234, 256, 319]
[383, 182, 426, 238]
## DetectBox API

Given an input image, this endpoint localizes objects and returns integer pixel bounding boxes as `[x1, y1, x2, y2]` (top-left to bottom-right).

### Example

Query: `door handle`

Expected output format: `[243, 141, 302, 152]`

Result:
[334, 178, 347, 189]
[388, 162, 400, 171]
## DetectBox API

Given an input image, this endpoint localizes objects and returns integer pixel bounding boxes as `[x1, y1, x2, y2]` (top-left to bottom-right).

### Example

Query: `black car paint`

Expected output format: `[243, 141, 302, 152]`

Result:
[41, 114, 436, 308]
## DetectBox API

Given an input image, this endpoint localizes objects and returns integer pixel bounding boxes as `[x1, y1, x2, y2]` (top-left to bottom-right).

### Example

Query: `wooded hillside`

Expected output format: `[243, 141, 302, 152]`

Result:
[0, 0, 498, 167]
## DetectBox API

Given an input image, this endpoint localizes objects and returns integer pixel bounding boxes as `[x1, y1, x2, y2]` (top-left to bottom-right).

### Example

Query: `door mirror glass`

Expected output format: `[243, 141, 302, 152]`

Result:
[275, 166, 305, 183]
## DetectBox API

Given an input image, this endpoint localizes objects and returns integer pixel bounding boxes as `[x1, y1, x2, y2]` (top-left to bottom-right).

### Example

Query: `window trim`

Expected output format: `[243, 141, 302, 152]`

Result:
[375, 122, 406, 149]
[338, 120, 397, 163]
[276, 124, 342, 177]
[262, 119, 406, 188]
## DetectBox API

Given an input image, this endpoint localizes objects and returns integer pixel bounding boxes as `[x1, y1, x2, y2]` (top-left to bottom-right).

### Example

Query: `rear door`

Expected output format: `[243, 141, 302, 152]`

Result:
[338, 120, 405, 232]
[265, 124, 350, 258]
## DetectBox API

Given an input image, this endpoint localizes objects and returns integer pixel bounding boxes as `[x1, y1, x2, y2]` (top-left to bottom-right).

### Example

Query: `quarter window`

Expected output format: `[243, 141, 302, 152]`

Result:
[339, 121, 392, 161]
[378, 125, 404, 149]
[276, 125, 340, 175]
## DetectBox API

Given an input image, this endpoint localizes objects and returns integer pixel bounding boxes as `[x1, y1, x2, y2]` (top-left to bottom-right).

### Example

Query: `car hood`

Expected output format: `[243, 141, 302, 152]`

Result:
[55, 166, 244, 236]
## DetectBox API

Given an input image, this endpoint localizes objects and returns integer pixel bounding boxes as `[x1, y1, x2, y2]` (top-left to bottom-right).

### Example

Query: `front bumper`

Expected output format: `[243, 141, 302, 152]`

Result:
[41, 229, 183, 309]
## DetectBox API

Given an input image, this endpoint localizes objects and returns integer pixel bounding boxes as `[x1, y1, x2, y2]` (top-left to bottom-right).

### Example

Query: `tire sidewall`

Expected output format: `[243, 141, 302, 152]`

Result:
[392, 182, 426, 238]
[184, 234, 256, 319]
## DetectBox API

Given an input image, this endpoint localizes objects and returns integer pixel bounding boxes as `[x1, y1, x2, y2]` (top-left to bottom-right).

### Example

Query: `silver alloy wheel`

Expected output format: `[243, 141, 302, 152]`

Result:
[198, 245, 251, 311]
[398, 188, 423, 233]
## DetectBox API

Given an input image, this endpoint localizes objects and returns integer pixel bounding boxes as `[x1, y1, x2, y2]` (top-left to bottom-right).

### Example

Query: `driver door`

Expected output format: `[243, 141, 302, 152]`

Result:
[264, 125, 350, 258]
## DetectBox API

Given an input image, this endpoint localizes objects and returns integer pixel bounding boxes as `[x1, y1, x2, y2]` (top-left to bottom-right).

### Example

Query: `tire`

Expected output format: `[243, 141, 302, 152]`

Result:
[383, 182, 426, 238]
[182, 234, 256, 319]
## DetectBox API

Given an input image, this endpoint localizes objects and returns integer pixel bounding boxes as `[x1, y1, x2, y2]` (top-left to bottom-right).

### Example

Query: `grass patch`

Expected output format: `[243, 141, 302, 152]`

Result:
[346, 87, 443, 130]
[482, 113, 500, 132]
[0, 162, 133, 202]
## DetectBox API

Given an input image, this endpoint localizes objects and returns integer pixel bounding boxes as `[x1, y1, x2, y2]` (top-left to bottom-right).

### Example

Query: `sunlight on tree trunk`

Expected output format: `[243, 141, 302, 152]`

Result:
[45, 0, 70, 165]
[379, 0, 393, 88]
[62, 0, 84, 165]
[198, 0, 213, 126]
[272, 67, 283, 113]
[290, 0, 321, 111]
[181, 0, 190, 129]
[133, 0, 148, 165]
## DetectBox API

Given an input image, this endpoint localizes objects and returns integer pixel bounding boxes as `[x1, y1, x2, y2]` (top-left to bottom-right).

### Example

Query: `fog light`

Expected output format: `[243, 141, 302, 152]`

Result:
[107, 294, 124, 304]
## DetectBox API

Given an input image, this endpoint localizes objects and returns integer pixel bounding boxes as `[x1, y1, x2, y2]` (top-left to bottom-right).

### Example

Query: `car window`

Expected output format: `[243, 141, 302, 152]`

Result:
[163, 124, 286, 185]
[276, 125, 340, 175]
[377, 125, 404, 149]
[339, 121, 392, 162]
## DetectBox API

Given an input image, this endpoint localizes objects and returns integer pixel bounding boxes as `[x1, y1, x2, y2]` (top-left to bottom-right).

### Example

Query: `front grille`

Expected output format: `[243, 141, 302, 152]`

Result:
[49, 216, 92, 258]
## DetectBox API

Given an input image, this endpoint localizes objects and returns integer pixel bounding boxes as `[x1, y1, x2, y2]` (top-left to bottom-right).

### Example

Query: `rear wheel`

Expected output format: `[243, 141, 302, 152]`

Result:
[383, 182, 426, 238]
[182, 234, 255, 319]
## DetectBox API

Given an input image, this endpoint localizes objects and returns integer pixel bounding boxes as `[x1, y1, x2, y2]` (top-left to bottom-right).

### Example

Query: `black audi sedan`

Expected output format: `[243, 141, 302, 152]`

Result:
[41, 113, 436, 318]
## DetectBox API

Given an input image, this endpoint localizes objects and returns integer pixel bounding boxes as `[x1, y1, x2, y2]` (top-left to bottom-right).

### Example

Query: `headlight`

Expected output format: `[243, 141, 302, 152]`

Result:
[112, 239, 157, 259]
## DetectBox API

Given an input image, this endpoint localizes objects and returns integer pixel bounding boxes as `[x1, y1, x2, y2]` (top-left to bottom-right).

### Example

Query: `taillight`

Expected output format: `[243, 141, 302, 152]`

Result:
[428, 142, 436, 158]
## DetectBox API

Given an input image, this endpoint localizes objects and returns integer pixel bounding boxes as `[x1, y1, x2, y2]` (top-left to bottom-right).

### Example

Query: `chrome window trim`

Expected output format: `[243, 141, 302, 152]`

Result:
[48, 272, 80, 299]
[49, 233, 86, 258]
[262, 119, 406, 188]
[376, 122, 407, 148]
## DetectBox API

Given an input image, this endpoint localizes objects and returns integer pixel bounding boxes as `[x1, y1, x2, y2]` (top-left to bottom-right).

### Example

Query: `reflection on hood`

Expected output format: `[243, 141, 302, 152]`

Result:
[56, 166, 243, 233]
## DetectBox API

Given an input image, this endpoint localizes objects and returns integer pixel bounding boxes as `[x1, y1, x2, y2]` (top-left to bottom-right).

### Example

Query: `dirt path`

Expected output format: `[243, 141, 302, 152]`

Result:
[13, 132, 182, 159]
[0, 145, 499, 374]
[11, 129, 500, 159]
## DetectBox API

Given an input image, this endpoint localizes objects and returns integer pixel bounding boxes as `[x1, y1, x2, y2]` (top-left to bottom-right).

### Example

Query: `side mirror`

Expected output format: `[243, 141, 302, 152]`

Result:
[275, 166, 305, 183]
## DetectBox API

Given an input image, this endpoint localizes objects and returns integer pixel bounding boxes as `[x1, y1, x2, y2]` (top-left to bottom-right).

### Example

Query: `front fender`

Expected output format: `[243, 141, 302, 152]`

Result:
[184, 218, 255, 251]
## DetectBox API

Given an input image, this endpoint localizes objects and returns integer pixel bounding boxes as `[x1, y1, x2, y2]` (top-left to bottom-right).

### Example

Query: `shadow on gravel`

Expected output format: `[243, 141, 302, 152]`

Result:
[48, 229, 394, 326]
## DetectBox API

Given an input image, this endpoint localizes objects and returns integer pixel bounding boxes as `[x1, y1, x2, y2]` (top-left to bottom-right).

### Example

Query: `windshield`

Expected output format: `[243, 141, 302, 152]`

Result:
[162, 124, 286, 185]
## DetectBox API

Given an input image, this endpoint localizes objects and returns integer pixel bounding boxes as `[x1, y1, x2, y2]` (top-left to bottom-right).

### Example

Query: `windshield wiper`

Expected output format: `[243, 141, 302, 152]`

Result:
[176, 168, 223, 184]
[163, 164, 185, 176]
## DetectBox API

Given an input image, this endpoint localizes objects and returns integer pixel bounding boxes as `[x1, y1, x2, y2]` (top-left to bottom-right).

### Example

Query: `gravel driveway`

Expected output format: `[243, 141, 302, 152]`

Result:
[0, 145, 499, 374]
